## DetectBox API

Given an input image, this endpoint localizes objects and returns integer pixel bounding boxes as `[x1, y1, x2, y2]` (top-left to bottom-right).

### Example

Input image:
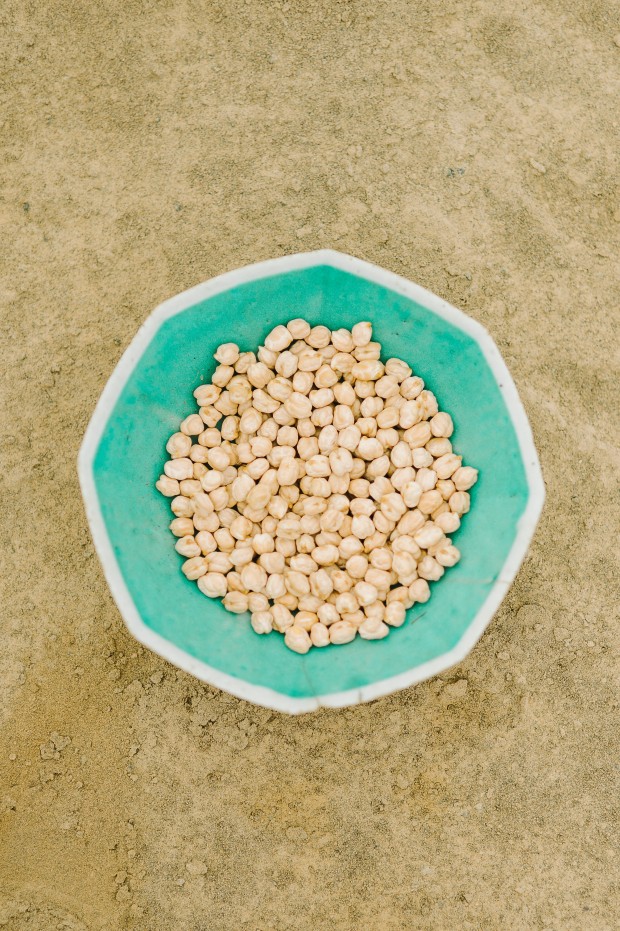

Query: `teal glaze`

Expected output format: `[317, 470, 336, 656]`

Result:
[93, 264, 528, 700]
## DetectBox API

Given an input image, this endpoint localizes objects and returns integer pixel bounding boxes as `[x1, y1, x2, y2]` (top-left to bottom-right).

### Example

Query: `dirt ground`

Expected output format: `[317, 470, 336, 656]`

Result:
[1, 0, 619, 928]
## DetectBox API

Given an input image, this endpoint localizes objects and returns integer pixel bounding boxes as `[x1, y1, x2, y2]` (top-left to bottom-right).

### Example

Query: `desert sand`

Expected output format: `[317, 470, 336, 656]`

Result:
[1, 0, 619, 928]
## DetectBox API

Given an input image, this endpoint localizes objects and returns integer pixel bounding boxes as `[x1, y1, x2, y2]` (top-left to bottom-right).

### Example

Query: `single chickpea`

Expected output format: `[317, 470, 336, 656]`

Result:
[331, 569, 355, 593]
[169, 517, 194, 537]
[359, 618, 389, 640]
[245, 362, 271, 389]
[418, 489, 443, 515]
[198, 405, 219, 428]
[385, 358, 412, 380]
[251, 611, 273, 634]
[293, 611, 318, 632]
[373, 511, 394, 535]
[398, 400, 423, 430]
[386, 586, 413, 608]
[375, 375, 400, 399]
[212, 365, 234, 388]
[409, 578, 431, 603]
[384, 602, 406, 627]
[392, 551, 418, 585]
[175, 535, 200, 558]
[164, 458, 194, 481]
[219, 418, 239, 442]
[417, 555, 444, 582]
[269, 603, 293, 632]
[419, 390, 439, 418]
[297, 593, 322, 614]
[214, 527, 235, 552]
[318, 603, 339, 626]
[264, 325, 293, 352]
[426, 437, 452, 458]
[180, 479, 203, 497]
[352, 359, 384, 381]
[228, 514, 251, 541]
[416, 468, 438, 492]
[193, 512, 219, 533]
[339, 536, 364, 561]
[275, 350, 298, 378]
[376, 428, 399, 449]
[166, 433, 192, 459]
[282, 392, 311, 419]
[357, 417, 378, 438]
[435, 511, 460, 533]
[365, 455, 390, 478]
[194, 384, 221, 407]
[401, 481, 422, 508]
[453, 466, 478, 491]
[350, 498, 376, 518]
[414, 522, 445, 550]
[182, 556, 207, 580]
[338, 425, 362, 452]
[357, 437, 383, 461]
[227, 377, 252, 405]
[329, 621, 357, 645]
[214, 342, 240, 365]
[333, 380, 356, 405]
[197, 572, 228, 597]
[392, 534, 420, 555]
[290, 553, 318, 576]
[310, 623, 330, 647]
[291, 371, 314, 396]
[449, 491, 470, 515]
[223, 591, 250, 614]
[284, 625, 312, 654]
[312, 361, 337, 389]
[346, 554, 368, 579]
[411, 448, 432, 469]
[380, 493, 407, 522]
[351, 514, 374, 539]
[365, 567, 392, 591]
[351, 321, 372, 347]
[310, 568, 334, 599]
[267, 377, 294, 403]
[230, 545, 254, 568]
[354, 581, 379, 606]
[331, 351, 356, 374]
[333, 405, 354, 430]
[156, 475, 180, 497]
[287, 318, 311, 340]
[311, 544, 340, 566]
[265, 573, 286, 600]
[275, 458, 298, 487]
[353, 379, 375, 399]
[390, 441, 413, 469]
[207, 551, 233, 574]
[307, 325, 331, 349]
[369, 547, 392, 571]
[434, 543, 461, 568]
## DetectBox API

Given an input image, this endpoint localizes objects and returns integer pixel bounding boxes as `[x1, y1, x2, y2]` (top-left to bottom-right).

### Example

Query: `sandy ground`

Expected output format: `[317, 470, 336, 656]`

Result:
[1, 0, 619, 928]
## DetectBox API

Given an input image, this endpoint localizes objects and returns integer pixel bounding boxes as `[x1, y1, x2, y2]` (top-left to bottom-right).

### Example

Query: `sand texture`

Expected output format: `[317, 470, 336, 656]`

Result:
[1, 0, 619, 928]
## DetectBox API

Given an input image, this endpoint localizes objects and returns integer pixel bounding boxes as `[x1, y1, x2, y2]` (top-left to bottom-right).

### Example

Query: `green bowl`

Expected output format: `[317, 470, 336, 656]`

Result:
[79, 251, 544, 713]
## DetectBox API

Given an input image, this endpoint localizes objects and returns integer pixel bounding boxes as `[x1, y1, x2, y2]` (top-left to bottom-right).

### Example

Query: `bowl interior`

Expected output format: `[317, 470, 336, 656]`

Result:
[93, 264, 528, 700]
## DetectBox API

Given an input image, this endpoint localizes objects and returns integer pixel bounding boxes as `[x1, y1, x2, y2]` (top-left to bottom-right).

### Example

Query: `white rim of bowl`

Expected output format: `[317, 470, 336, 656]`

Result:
[78, 249, 545, 714]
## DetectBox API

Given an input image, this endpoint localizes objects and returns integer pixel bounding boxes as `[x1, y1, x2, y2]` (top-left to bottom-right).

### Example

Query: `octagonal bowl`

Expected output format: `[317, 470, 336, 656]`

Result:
[78, 250, 544, 713]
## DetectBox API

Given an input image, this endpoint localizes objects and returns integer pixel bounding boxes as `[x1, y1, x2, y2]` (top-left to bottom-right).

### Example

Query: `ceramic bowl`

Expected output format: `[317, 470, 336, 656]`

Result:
[78, 250, 544, 713]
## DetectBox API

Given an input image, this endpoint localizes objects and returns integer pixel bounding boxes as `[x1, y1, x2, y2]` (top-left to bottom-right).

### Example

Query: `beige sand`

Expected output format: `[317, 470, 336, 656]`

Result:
[1, 1, 619, 928]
